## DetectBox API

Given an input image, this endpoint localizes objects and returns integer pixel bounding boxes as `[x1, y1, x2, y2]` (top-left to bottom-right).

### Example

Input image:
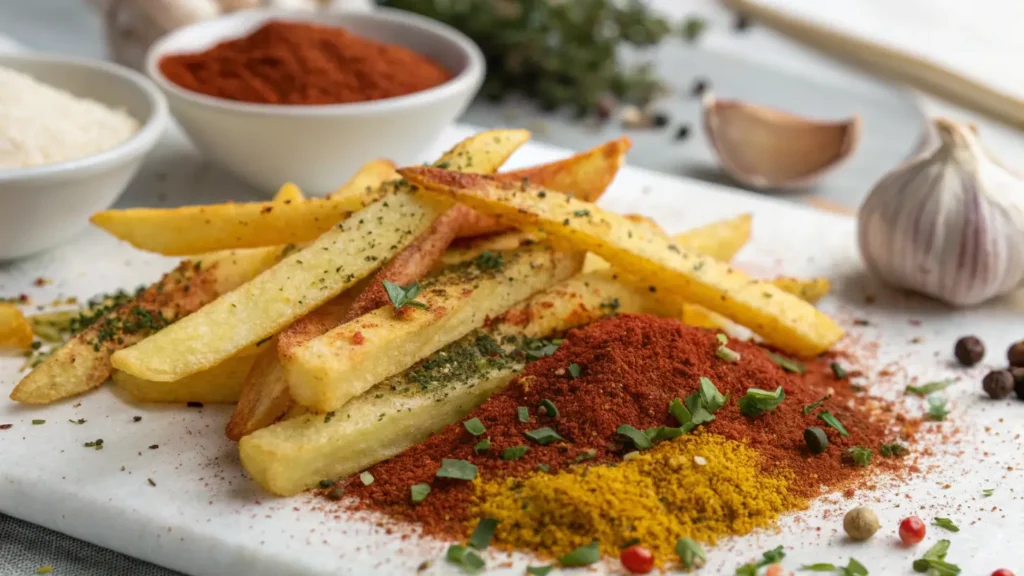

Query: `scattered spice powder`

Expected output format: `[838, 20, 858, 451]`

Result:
[345, 315, 908, 552]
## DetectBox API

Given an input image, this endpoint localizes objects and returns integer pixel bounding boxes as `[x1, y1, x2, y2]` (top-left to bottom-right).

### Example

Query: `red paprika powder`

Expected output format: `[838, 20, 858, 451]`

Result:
[343, 314, 910, 540]
[159, 21, 452, 105]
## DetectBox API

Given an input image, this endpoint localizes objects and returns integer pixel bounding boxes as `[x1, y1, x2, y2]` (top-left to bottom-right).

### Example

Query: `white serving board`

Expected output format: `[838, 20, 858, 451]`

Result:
[2, 124, 1022, 575]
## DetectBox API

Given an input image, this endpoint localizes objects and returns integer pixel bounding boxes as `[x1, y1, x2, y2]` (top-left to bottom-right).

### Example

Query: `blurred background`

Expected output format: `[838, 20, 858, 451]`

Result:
[5, 0, 1024, 212]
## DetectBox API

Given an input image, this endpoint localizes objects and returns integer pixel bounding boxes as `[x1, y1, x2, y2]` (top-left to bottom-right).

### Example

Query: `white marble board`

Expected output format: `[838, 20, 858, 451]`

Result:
[1, 124, 1021, 575]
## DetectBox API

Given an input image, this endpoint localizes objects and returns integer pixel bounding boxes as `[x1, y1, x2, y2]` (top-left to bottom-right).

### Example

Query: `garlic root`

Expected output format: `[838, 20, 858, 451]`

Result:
[702, 94, 861, 189]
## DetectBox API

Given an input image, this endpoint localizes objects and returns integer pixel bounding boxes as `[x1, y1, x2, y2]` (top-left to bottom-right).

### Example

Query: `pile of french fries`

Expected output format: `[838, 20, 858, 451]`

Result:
[2, 130, 841, 496]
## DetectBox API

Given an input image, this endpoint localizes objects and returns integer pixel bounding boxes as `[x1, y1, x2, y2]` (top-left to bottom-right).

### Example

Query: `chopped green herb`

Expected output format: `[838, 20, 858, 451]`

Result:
[573, 209, 591, 217]
[681, 16, 707, 42]
[600, 297, 621, 311]
[767, 351, 805, 373]
[567, 363, 582, 379]
[831, 362, 848, 379]
[699, 376, 729, 412]
[502, 446, 529, 460]
[83, 439, 104, 450]
[526, 567, 553, 576]
[983, 488, 994, 497]
[846, 446, 872, 467]
[473, 439, 492, 454]
[436, 459, 478, 480]
[517, 406, 529, 422]
[843, 558, 869, 576]
[68, 418, 86, 425]
[463, 418, 486, 436]
[802, 394, 831, 416]
[669, 397, 692, 427]
[880, 442, 909, 457]
[525, 427, 564, 445]
[323, 411, 335, 424]
[319, 479, 335, 488]
[359, 471, 374, 486]
[536, 463, 550, 472]
[927, 395, 950, 421]
[716, 344, 741, 363]
[382, 279, 428, 311]
[411, 483, 431, 503]
[558, 541, 600, 567]
[575, 449, 596, 462]
[912, 539, 959, 575]
[800, 564, 837, 572]
[644, 425, 684, 444]
[933, 517, 959, 532]
[473, 251, 504, 271]
[906, 379, 954, 396]
[685, 392, 716, 425]
[147, 478, 156, 486]
[736, 546, 786, 575]
[738, 386, 786, 417]
[818, 410, 850, 437]
[522, 338, 561, 361]
[31, 419, 45, 425]
[617, 424, 654, 450]
[468, 517, 498, 550]
[538, 399, 559, 418]
[446, 544, 486, 574]
[35, 566, 53, 574]
[676, 537, 706, 570]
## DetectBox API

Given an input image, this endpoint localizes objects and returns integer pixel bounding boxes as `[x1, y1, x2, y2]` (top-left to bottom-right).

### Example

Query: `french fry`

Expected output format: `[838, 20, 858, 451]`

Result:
[89, 160, 401, 256]
[284, 246, 583, 412]
[0, 303, 32, 351]
[438, 229, 545, 270]
[11, 247, 288, 404]
[112, 344, 263, 404]
[224, 131, 532, 439]
[772, 276, 831, 304]
[398, 167, 844, 357]
[671, 213, 752, 261]
[271, 182, 305, 203]
[241, 265, 659, 496]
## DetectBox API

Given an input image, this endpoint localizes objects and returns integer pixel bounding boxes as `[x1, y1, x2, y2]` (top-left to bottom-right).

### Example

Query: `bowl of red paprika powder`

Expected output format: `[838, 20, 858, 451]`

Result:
[145, 8, 484, 195]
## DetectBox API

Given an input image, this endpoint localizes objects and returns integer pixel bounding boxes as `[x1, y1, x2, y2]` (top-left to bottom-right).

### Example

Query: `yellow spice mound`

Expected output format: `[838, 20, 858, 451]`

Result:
[472, 433, 803, 562]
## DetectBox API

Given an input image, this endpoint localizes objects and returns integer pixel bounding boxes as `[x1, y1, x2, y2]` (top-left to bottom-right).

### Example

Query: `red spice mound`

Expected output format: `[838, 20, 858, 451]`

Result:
[159, 21, 452, 105]
[346, 314, 907, 538]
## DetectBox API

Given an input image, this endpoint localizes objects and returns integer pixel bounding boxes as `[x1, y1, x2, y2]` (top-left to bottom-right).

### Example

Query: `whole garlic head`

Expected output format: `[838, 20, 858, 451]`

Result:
[858, 118, 1024, 307]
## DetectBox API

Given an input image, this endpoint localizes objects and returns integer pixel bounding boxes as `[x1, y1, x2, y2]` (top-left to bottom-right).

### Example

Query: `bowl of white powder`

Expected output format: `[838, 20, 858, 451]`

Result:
[0, 53, 168, 260]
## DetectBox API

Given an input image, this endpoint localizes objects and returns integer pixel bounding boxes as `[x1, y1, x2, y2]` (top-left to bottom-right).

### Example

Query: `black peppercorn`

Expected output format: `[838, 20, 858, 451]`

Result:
[954, 336, 985, 366]
[734, 14, 752, 32]
[1012, 367, 1024, 399]
[983, 370, 1015, 400]
[1008, 340, 1024, 367]
[690, 78, 710, 97]
[804, 426, 828, 454]
[674, 125, 691, 141]
[651, 111, 670, 128]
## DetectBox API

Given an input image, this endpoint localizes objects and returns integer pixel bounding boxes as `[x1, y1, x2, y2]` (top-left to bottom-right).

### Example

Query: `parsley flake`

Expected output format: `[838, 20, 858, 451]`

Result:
[525, 427, 563, 445]
[463, 418, 486, 436]
[410, 483, 431, 503]
[468, 517, 498, 550]
[846, 446, 872, 467]
[906, 379, 954, 396]
[567, 363, 582, 379]
[436, 459, 477, 480]
[933, 517, 959, 532]
[382, 279, 428, 311]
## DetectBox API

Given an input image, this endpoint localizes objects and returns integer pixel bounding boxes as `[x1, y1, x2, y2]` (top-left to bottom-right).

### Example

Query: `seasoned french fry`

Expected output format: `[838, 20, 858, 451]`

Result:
[112, 344, 263, 404]
[671, 213, 752, 261]
[438, 229, 545, 270]
[285, 246, 583, 412]
[89, 161, 401, 256]
[0, 303, 32, 351]
[271, 182, 305, 203]
[11, 247, 288, 404]
[455, 138, 632, 238]
[241, 266, 661, 496]
[398, 167, 843, 357]
[772, 276, 831, 303]
[225, 131, 532, 440]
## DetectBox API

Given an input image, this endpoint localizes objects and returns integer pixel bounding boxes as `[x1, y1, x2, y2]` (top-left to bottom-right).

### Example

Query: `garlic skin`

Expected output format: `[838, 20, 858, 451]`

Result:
[702, 93, 861, 190]
[858, 118, 1024, 307]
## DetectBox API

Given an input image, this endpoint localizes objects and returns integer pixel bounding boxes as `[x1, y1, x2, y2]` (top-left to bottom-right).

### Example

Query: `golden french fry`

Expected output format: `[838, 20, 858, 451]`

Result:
[225, 131, 532, 439]
[398, 167, 843, 357]
[112, 345, 263, 404]
[0, 303, 32, 351]
[284, 246, 583, 412]
[671, 213, 752, 261]
[89, 161, 401, 256]
[271, 182, 304, 203]
[438, 229, 545, 270]
[772, 276, 831, 303]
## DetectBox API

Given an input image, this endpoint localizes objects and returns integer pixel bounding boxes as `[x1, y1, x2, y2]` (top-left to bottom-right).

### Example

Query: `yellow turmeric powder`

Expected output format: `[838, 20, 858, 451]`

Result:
[472, 433, 804, 562]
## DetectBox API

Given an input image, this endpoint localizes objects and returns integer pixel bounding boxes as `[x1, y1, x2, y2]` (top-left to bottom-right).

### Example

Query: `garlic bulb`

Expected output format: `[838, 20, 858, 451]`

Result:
[858, 118, 1024, 307]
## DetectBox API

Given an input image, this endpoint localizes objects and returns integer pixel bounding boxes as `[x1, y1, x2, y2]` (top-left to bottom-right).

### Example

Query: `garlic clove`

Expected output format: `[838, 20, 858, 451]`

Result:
[858, 117, 1024, 307]
[702, 93, 861, 190]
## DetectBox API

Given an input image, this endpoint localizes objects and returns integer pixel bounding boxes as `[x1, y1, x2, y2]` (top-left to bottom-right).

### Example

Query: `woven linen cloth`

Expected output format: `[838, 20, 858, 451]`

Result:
[0, 513, 180, 576]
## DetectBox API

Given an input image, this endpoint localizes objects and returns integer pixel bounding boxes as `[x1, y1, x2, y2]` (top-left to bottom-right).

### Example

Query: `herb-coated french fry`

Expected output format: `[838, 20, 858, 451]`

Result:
[672, 213, 752, 261]
[0, 303, 32, 351]
[398, 167, 844, 357]
[772, 276, 831, 304]
[284, 246, 583, 412]
[112, 345, 263, 404]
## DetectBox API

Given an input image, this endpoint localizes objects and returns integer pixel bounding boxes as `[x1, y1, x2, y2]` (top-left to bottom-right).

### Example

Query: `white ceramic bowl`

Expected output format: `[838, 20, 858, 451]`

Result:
[145, 8, 485, 196]
[0, 54, 168, 261]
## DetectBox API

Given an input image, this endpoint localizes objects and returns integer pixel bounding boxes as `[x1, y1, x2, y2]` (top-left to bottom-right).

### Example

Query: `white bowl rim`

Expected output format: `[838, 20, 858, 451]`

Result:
[0, 53, 169, 183]
[145, 7, 485, 118]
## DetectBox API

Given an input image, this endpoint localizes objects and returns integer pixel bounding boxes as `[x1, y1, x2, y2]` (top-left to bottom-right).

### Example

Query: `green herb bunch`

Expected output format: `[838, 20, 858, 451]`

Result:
[379, 0, 672, 115]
